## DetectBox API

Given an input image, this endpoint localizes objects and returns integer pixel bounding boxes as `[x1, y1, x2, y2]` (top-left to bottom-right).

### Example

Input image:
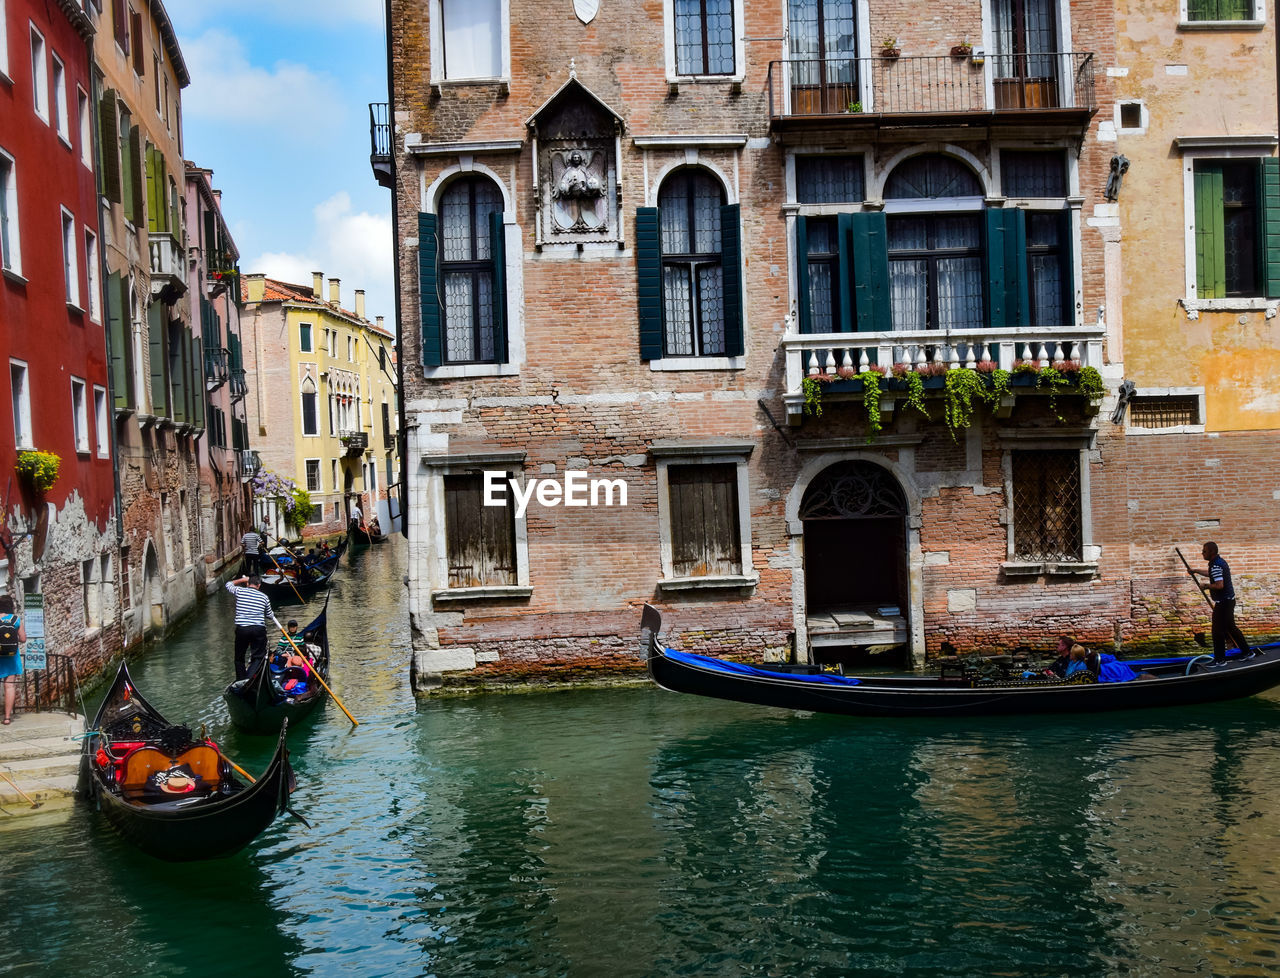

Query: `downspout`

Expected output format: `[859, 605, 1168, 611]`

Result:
[383, 0, 408, 541]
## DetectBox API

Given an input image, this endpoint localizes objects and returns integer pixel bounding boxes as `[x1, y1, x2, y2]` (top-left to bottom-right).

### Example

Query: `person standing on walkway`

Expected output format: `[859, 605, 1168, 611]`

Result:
[1191, 541, 1252, 663]
[0, 595, 26, 724]
[241, 526, 264, 576]
[225, 575, 274, 680]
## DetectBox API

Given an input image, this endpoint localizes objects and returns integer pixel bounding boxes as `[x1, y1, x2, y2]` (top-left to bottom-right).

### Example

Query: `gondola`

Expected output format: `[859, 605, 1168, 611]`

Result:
[259, 535, 348, 600]
[347, 518, 386, 547]
[79, 662, 294, 861]
[223, 601, 331, 734]
[641, 604, 1280, 718]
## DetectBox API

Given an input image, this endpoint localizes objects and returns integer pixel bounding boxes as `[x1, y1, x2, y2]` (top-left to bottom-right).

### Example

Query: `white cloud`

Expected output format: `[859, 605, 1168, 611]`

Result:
[172, 1, 383, 32]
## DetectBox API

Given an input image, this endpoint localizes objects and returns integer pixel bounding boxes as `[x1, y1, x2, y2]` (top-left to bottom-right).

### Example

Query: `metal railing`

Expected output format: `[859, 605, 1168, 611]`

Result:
[767, 52, 1095, 119]
[369, 103, 393, 188]
[14, 652, 80, 717]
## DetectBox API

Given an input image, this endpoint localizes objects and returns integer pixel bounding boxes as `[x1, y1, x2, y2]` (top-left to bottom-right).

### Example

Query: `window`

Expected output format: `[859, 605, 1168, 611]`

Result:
[0, 151, 18, 274]
[347, 336, 353, 362]
[653, 442, 755, 589]
[1128, 394, 1203, 429]
[82, 558, 101, 629]
[674, 0, 736, 76]
[51, 53, 68, 142]
[0, 0, 8, 78]
[1186, 0, 1257, 20]
[796, 155, 864, 204]
[299, 322, 313, 352]
[112, 0, 128, 53]
[433, 175, 504, 364]
[305, 458, 321, 492]
[440, 0, 502, 80]
[1117, 102, 1144, 133]
[799, 217, 839, 333]
[659, 168, 728, 355]
[1192, 159, 1279, 299]
[130, 8, 144, 76]
[61, 208, 80, 307]
[1026, 212, 1070, 326]
[444, 472, 517, 587]
[301, 390, 318, 435]
[327, 328, 336, 357]
[78, 88, 92, 167]
[93, 385, 108, 456]
[787, 0, 858, 113]
[1011, 450, 1082, 562]
[331, 460, 338, 492]
[1001, 150, 1067, 197]
[991, 0, 1060, 109]
[308, 502, 326, 525]
[30, 26, 46, 122]
[71, 377, 88, 452]
[84, 228, 100, 320]
[10, 360, 31, 449]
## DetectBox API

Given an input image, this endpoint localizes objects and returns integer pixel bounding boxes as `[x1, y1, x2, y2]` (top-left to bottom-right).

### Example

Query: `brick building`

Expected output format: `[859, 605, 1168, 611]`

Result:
[379, 0, 1279, 690]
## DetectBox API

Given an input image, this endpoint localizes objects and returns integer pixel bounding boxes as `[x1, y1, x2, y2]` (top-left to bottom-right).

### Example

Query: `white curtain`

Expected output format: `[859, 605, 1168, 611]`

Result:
[443, 0, 501, 80]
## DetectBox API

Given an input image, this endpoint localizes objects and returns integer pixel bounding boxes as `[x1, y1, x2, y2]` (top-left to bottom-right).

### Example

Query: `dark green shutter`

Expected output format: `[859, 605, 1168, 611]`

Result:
[850, 211, 891, 331]
[636, 207, 664, 360]
[148, 302, 167, 416]
[106, 272, 128, 407]
[169, 324, 187, 424]
[145, 146, 161, 232]
[1058, 209, 1075, 325]
[488, 210, 508, 363]
[720, 203, 744, 356]
[1194, 166, 1226, 299]
[418, 212, 442, 367]
[190, 332, 204, 428]
[128, 127, 145, 226]
[99, 90, 121, 203]
[795, 216, 812, 334]
[1261, 157, 1280, 299]
[837, 213, 854, 333]
[985, 208, 1028, 328]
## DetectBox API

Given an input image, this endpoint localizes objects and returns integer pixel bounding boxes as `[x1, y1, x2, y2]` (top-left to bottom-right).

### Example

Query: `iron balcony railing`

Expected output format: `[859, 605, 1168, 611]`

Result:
[204, 346, 229, 389]
[767, 52, 1095, 120]
[369, 102, 393, 189]
[15, 652, 80, 717]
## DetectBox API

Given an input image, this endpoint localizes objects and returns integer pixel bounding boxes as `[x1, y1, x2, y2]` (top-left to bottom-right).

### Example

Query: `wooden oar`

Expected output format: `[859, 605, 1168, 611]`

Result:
[1175, 547, 1214, 608]
[272, 615, 359, 727]
[266, 550, 306, 604]
[198, 726, 258, 784]
[0, 768, 42, 808]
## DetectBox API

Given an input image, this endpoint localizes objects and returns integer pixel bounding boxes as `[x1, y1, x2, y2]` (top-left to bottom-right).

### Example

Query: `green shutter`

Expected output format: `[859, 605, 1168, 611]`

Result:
[985, 208, 1028, 328]
[796, 216, 812, 334]
[128, 128, 145, 226]
[148, 302, 167, 416]
[1058, 209, 1075, 325]
[106, 272, 128, 408]
[1261, 157, 1280, 299]
[1194, 166, 1226, 299]
[145, 146, 162, 232]
[418, 212, 442, 367]
[488, 210, 508, 363]
[170, 325, 187, 424]
[837, 213, 854, 333]
[636, 207, 664, 360]
[99, 91, 121, 203]
[720, 203, 744, 356]
[851, 211, 891, 331]
[190, 331, 205, 428]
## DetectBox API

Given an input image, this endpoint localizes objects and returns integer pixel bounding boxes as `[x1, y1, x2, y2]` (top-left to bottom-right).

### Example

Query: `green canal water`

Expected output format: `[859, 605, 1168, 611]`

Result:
[2, 541, 1280, 976]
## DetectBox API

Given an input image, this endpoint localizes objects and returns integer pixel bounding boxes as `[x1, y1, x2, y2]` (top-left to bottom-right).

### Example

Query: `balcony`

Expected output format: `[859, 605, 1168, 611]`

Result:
[204, 346, 228, 391]
[767, 52, 1095, 134]
[780, 326, 1104, 424]
[369, 102, 392, 189]
[238, 450, 260, 482]
[229, 368, 247, 401]
[340, 430, 368, 457]
[148, 232, 187, 302]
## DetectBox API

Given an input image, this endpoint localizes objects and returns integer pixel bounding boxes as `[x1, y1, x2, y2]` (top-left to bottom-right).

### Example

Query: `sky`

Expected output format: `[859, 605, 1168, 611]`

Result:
[168, 1, 396, 335]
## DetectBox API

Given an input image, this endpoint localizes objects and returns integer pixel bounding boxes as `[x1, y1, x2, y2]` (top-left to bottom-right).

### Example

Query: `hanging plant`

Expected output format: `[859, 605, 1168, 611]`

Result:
[944, 369, 988, 440]
[802, 376, 824, 417]
[861, 369, 884, 440]
[1076, 366, 1104, 399]
[15, 450, 61, 494]
[1037, 365, 1070, 420]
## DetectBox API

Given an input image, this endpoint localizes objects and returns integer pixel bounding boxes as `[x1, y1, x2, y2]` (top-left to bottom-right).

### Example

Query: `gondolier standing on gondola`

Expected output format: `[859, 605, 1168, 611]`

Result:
[1190, 542, 1253, 664]
[241, 526, 265, 576]
[225, 575, 275, 680]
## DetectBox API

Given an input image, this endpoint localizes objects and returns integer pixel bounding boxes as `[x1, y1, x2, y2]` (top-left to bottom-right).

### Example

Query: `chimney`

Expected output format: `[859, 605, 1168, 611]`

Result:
[376, 316, 384, 332]
[329, 278, 340, 305]
[355, 290, 366, 320]
[312, 271, 323, 297]
[245, 272, 266, 305]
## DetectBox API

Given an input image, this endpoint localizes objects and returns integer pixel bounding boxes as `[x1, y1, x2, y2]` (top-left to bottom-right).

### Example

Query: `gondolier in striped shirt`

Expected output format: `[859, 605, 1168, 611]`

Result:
[226, 575, 274, 680]
[1191, 541, 1253, 664]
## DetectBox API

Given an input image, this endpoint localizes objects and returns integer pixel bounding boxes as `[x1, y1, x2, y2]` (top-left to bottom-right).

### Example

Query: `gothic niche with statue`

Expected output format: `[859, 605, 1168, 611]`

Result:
[528, 76, 624, 247]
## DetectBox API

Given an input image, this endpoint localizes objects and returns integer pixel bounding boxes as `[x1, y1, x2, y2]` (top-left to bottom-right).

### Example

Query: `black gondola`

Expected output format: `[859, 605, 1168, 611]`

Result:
[223, 602, 331, 734]
[641, 604, 1280, 718]
[259, 535, 348, 600]
[79, 662, 294, 861]
[347, 518, 386, 547]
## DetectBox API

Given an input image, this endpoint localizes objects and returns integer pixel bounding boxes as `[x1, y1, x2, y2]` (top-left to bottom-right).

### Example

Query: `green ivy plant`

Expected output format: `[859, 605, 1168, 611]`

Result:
[902, 370, 929, 419]
[15, 450, 61, 494]
[1076, 365, 1104, 398]
[944, 368, 989, 440]
[802, 376, 824, 417]
[1036, 365, 1070, 420]
[860, 370, 884, 440]
[284, 486, 316, 533]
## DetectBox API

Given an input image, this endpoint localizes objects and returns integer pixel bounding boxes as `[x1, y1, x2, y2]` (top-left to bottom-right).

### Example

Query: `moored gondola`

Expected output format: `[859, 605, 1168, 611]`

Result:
[79, 662, 294, 861]
[223, 602, 331, 734]
[347, 518, 386, 547]
[641, 604, 1280, 718]
[259, 536, 348, 601]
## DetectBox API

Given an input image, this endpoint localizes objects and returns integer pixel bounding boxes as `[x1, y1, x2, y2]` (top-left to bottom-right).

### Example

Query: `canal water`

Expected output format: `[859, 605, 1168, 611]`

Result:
[2, 540, 1279, 976]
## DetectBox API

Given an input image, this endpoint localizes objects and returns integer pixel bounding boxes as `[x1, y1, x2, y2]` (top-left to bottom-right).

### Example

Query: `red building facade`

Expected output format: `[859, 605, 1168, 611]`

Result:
[0, 0, 122, 672]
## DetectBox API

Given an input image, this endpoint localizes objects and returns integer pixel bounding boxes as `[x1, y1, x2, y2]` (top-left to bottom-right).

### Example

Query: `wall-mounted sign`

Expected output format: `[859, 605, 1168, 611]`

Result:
[23, 592, 45, 671]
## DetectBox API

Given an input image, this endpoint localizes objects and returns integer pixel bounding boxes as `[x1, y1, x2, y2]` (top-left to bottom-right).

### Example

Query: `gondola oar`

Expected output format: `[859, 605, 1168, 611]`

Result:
[1175, 547, 1215, 608]
[271, 614, 359, 727]
[266, 550, 307, 604]
[0, 769, 42, 809]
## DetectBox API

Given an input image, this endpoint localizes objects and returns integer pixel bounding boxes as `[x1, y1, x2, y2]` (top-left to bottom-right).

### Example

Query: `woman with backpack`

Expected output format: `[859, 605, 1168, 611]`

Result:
[0, 595, 25, 725]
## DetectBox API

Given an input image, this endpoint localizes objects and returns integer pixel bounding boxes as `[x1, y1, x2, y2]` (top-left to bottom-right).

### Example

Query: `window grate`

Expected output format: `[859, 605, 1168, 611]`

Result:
[1012, 450, 1082, 562]
[1129, 395, 1199, 428]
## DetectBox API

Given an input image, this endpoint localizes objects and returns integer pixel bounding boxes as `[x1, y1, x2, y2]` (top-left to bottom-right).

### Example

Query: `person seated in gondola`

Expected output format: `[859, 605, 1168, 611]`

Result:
[368, 515, 381, 536]
[1044, 635, 1078, 677]
[274, 620, 312, 668]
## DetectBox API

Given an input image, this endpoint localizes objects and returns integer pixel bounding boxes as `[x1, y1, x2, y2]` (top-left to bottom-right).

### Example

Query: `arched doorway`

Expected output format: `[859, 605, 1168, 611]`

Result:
[142, 542, 164, 635]
[800, 461, 910, 668]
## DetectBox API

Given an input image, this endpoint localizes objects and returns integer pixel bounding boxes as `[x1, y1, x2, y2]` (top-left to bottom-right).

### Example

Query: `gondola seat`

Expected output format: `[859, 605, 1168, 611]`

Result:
[119, 745, 223, 799]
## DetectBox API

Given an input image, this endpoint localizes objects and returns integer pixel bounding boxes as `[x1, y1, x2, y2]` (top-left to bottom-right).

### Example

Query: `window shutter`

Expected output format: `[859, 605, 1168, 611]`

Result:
[190, 332, 205, 428]
[850, 211, 891, 331]
[1262, 157, 1280, 299]
[795, 216, 812, 334]
[1194, 166, 1226, 299]
[99, 91, 121, 203]
[148, 301, 167, 416]
[145, 146, 161, 232]
[720, 203, 744, 356]
[128, 127, 145, 226]
[106, 272, 129, 407]
[418, 212, 442, 367]
[636, 207, 664, 360]
[837, 213, 854, 333]
[984, 208, 1028, 328]
[488, 210, 509, 363]
[1058, 209, 1075, 326]
[169, 324, 187, 424]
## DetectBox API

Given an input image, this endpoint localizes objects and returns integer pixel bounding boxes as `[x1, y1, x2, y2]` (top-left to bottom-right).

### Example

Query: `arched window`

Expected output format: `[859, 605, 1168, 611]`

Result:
[438, 175, 504, 363]
[659, 169, 727, 356]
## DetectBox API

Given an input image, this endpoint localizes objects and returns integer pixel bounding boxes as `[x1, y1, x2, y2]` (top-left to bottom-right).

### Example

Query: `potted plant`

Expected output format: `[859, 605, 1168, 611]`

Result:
[950, 39, 972, 58]
[14, 450, 61, 495]
[881, 37, 901, 59]
[846, 100, 863, 113]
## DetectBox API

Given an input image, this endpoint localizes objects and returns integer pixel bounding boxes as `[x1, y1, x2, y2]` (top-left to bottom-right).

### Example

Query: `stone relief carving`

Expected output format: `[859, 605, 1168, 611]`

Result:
[550, 149, 607, 232]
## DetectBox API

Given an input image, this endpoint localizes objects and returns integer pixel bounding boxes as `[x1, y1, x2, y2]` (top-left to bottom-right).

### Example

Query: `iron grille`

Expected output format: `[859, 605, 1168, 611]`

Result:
[1129, 395, 1199, 429]
[800, 461, 907, 520]
[1012, 450, 1082, 561]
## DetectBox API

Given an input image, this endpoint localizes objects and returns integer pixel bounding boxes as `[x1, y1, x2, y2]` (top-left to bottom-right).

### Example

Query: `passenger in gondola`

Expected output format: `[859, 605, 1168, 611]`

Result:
[1064, 644, 1095, 679]
[1044, 635, 1078, 678]
[368, 515, 381, 536]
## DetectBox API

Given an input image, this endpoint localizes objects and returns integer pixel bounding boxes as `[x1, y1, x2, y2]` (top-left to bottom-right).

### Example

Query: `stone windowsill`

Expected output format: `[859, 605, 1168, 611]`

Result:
[649, 355, 745, 372]
[424, 363, 520, 379]
[432, 585, 533, 603]
[1002, 561, 1098, 579]
[1177, 19, 1264, 30]
[2, 267, 28, 286]
[657, 573, 759, 593]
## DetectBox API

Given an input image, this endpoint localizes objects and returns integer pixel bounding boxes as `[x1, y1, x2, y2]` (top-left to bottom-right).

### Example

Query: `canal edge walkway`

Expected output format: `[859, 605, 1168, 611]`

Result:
[0, 712, 86, 821]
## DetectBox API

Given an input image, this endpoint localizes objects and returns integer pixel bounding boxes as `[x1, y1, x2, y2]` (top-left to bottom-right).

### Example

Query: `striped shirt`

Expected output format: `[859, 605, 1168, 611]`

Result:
[225, 581, 273, 627]
[242, 531, 263, 555]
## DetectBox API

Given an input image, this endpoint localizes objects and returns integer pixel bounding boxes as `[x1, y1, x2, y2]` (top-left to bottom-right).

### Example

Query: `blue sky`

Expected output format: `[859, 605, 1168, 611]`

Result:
[168, 0, 396, 333]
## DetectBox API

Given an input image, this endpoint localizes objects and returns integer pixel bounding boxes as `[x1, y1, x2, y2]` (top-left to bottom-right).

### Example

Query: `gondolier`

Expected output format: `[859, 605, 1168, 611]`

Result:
[1190, 541, 1253, 664]
[241, 526, 265, 575]
[225, 575, 274, 680]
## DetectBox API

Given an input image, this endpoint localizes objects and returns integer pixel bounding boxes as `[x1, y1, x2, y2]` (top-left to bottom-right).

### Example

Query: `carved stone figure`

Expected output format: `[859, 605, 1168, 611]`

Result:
[550, 149, 607, 232]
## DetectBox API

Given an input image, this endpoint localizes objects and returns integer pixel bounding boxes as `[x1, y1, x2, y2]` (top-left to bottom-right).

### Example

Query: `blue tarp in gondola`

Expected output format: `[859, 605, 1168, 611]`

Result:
[665, 649, 863, 685]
